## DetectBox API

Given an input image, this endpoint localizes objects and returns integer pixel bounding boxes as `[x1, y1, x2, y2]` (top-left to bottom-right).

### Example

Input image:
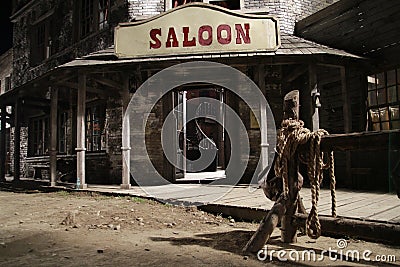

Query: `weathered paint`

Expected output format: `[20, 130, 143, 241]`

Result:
[115, 3, 280, 58]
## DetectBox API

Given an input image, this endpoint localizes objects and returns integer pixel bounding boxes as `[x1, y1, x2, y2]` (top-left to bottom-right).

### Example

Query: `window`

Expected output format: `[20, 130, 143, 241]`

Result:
[58, 112, 68, 154]
[78, 0, 110, 39]
[29, 117, 50, 156]
[30, 18, 51, 65]
[367, 68, 400, 130]
[5, 76, 11, 92]
[173, 0, 201, 8]
[209, 0, 240, 9]
[98, 0, 109, 30]
[86, 104, 106, 151]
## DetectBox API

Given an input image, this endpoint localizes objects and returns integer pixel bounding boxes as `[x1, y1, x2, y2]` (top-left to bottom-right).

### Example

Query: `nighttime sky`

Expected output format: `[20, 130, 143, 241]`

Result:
[0, 0, 13, 55]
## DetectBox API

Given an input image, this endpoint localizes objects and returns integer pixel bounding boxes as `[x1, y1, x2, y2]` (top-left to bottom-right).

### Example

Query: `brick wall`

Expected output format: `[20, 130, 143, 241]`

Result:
[128, 0, 164, 19]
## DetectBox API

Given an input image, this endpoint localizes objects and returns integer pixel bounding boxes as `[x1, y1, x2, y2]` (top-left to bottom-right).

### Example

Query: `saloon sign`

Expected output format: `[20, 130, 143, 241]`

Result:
[115, 3, 280, 58]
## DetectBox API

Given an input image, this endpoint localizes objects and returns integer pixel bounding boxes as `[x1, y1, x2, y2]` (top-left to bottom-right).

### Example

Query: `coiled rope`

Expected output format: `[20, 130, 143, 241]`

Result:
[274, 119, 336, 239]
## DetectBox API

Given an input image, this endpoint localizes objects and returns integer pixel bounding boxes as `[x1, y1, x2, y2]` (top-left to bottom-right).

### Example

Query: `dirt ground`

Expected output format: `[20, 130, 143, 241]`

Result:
[0, 188, 399, 266]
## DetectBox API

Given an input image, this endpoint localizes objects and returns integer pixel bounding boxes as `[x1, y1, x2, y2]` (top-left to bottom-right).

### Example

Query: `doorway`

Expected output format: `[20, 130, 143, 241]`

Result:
[173, 84, 226, 182]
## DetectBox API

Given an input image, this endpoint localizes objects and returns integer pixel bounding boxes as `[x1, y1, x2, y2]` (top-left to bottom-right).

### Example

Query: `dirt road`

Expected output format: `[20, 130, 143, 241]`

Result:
[0, 190, 398, 266]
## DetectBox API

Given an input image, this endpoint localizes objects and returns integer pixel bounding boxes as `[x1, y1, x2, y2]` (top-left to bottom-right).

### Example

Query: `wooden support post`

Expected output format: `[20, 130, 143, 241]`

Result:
[49, 87, 58, 187]
[13, 100, 21, 181]
[340, 67, 352, 133]
[258, 64, 269, 170]
[0, 105, 6, 181]
[224, 89, 240, 181]
[283, 90, 300, 120]
[309, 64, 320, 131]
[244, 90, 303, 253]
[281, 156, 300, 243]
[76, 73, 87, 189]
[243, 198, 286, 253]
[162, 91, 176, 182]
[121, 75, 131, 189]
[340, 66, 352, 184]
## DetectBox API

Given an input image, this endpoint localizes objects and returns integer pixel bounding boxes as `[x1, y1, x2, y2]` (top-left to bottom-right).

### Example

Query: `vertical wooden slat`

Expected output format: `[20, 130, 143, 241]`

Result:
[340, 66, 352, 184]
[49, 87, 58, 186]
[340, 66, 352, 133]
[162, 91, 176, 182]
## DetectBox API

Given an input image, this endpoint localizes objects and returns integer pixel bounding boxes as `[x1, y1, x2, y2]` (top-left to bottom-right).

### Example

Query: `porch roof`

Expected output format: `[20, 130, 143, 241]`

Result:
[59, 33, 364, 69]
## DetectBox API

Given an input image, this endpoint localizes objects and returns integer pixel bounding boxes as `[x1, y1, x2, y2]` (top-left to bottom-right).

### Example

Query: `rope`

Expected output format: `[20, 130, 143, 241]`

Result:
[274, 119, 336, 239]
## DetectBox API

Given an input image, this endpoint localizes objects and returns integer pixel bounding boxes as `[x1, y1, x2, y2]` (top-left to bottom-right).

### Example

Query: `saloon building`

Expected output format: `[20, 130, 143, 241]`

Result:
[0, 0, 398, 192]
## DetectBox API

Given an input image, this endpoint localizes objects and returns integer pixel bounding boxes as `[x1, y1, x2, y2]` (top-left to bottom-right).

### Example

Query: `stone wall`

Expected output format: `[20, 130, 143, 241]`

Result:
[9, 126, 28, 177]
[105, 96, 124, 184]
[12, 0, 128, 88]
[0, 49, 13, 94]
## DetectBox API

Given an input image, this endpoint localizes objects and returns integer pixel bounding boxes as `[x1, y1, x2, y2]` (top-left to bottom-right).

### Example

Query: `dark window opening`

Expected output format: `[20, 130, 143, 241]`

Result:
[58, 112, 68, 154]
[29, 116, 50, 156]
[78, 0, 110, 39]
[86, 104, 106, 152]
[5, 76, 11, 91]
[173, 0, 240, 9]
[209, 0, 240, 9]
[30, 18, 51, 65]
[173, 0, 202, 8]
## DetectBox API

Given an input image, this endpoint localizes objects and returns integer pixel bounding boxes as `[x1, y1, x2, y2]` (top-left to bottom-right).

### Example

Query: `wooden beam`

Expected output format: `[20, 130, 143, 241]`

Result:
[91, 76, 122, 90]
[296, 0, 364, 30]
[51, 72, 74, 84]
[319, 75, 341, 86]
[318, 130, 400, 152]
[293, 213, 400, 245]
[59, 81, 110, 96]
[24, 97, 51, 106]
[285, 65, 307, 82]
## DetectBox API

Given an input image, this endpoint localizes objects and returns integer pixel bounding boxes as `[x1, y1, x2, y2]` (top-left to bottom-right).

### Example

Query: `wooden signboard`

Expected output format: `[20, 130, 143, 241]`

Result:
[115, 3, 280, 58]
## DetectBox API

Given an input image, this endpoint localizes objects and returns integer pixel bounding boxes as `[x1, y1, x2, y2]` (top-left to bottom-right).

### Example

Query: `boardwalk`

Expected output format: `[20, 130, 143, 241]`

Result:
[89, 183, 400, 224]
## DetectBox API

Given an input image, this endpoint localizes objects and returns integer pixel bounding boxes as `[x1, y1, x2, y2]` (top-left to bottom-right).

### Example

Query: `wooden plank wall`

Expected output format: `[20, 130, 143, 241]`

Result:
[296, 0, 400, 63]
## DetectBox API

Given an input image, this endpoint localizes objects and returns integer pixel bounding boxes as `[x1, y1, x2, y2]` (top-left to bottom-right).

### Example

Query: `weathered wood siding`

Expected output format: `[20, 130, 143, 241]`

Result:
[296, 0, 400, 66]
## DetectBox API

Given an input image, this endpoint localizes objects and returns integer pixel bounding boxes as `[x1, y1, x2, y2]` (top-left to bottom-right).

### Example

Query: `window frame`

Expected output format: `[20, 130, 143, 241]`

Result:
[85, 102, 106, 152]
[367, 68, 400, 131]
[58, 112, 68, 154]
[30, 16, 52, 66]
[165, 0, 243, 11]
[28, 116, 50, 157]
[76, 0, 110, 40]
